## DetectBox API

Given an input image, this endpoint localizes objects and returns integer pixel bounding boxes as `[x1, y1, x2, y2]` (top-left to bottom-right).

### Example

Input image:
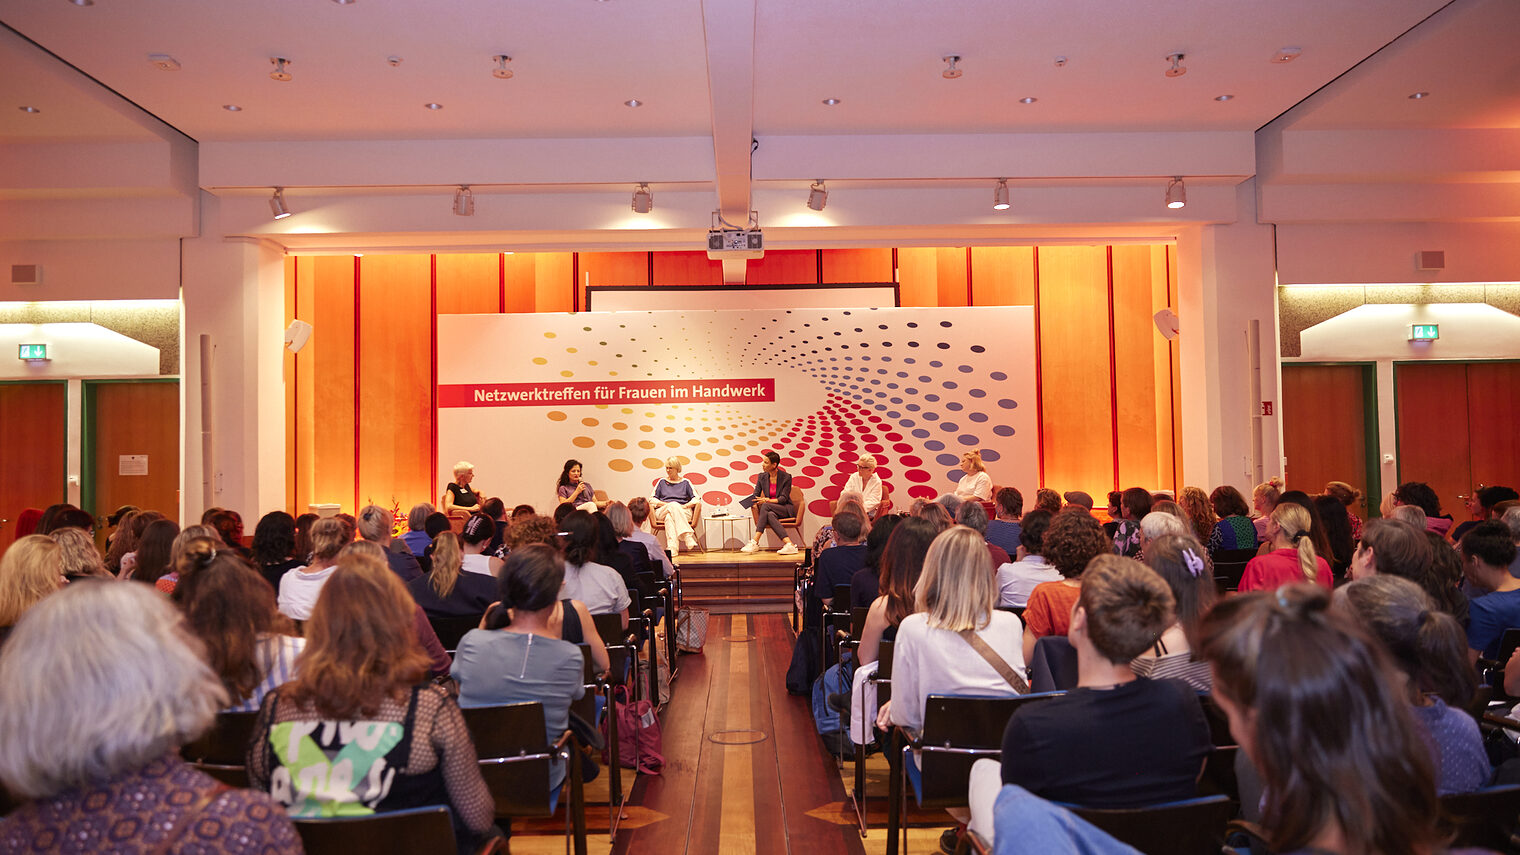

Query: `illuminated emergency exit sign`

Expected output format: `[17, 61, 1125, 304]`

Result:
[1409, 324, 1439, 341]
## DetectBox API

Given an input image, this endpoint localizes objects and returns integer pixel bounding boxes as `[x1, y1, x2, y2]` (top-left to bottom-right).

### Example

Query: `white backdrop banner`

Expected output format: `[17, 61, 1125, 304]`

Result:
[437, 306, 1036, 539]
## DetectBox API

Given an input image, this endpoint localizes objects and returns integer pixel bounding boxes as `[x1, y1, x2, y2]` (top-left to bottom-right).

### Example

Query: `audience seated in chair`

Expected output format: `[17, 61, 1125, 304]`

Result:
[401, 502, 436, 558]
[560, 511, 631, 629]
[957, 501, 1010, 568]
[995, 510, 1060, 609]
[0, 535, 64, 645]
[985, 488, 1024, 558]
[1460, 521, 1520, 663]
[812, 493, 864, 557]
[1205, 485, 1257, 556]
[277, 516, 347, 622]
[849, 513, 903, 609]
[407, 531, 497, 620]
[1023, 510, 1113, 663]
[251, 511, 306, 591]
[857, 518, 939, 671]
[1238, 503, 1332, 593]
[1111, 487, 1151, 559]
[814, 507, 869, 609]
[1132, 535, 1215, 692]
[625, 497, 676, 578]
[504, 515, 611, 678]
[359, 504, 423, 583]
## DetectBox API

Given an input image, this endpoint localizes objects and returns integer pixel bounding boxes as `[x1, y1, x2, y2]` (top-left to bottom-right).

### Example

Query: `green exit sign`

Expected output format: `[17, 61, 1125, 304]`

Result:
[18, 343, 48, 360]
[1409, 324, 1439, 341]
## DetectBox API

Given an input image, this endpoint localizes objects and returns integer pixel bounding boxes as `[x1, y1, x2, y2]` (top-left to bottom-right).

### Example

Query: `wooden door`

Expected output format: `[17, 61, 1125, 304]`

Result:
[1282, 364, 1373, 513]
[85, 381, 180, 523]
[0, 382, 67, 553]
[1396, 363, 1472, 519]
[1465, 362, 1520, 492]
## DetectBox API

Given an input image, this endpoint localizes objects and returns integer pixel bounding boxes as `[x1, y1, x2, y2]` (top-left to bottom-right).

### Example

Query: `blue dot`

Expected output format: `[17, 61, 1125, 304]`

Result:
[935, 453, 960, 466]
[971, 345, 985, 353]
[887, 411, 901, 419]
[990, 371, 1008, 381]
[908, 341, 919, 347]
[941, 422, 959, 432]
[958, 365, 974, 373]
[944, 469, 964, 482]
[937, 342, 951, 349]
[925, 394, 940, 403]
[929, 361, 943, 368]
[946, 401, 964, 411]
[969, 389, 986, 398]
[993, 425, 1015, 437]
[874, 405, 887, 412]
[957, 434, 980, 446]
[919, 376, 932, 383]
[940, 321, 953, 328]
[887, 383, 899, 390]
[889, 397, 903, 405]
[980, 449, 1001, 463]
[914, 429, 932, 439]
[925, 440, 946, 451]
[904, 358, 916, 365]
[899, 418, 914, 426]
[943, 381, 958, 390]
[922, 412, 940, 421]
[997, 399, 1018, 409]
[906, 403, 920, 412]
[969, 412, 989, 423]
[907, 322, 918, 328]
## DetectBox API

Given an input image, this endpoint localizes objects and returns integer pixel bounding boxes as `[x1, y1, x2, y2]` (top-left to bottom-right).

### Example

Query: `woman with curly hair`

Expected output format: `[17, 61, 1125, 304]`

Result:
[1023, 509, 1115, 662]
[1178, 486, 1218, 545]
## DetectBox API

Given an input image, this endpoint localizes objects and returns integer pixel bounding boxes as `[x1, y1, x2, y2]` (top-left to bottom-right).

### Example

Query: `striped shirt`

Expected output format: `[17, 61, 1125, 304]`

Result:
[225, 633, 305, 713]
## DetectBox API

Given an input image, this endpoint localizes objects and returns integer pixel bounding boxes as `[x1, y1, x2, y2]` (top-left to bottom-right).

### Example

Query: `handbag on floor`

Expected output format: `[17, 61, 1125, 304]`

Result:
[675, 605, 709, 653]
[601, 685, 664, 776]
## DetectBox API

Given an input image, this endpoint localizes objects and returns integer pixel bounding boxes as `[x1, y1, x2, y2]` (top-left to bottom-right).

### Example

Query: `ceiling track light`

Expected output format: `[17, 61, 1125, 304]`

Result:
[492, 55, 513, 79]
[453, 185, 475, 216]
[942, 55, 964, 79]
[1164, 53, 1187, 78]
[993, 178, 1010, 211]
[1165, 177, 1187, 209]
[269, 57, 293, 82]
[269, 187, 291, 220]
[631, 183, 653, 214]
[806, 180, 828, 211]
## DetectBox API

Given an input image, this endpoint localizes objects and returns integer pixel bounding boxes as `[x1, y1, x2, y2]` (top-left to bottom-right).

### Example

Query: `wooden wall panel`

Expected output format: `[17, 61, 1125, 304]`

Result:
[1396, 362, 1470, 517]
[1111, 244, 1166, 491]
[436, 253, 501, 314]
[1167, 247, 1183, 487]
[935, 247, 969, 307]
[88, 381, 179, 523]
[653, 251, 724, 286]
[821, 248, 892, 284]
[1282, 364, 1369, 503]
[1466, 362, 1520, 489]
[284, 256, 297, 514]
[746, 250, 818, 285]
[1149, 246, 1178, 492]
[1037, 246, 1115, 499]
[304, 256, 357, 512]
[895, 248, 938, 307]
[0, 383, 66, 553]
[502, 253, 538, 313]
[357, 255, 434, 511]
[533, 253, 574, 314]
[580, 252, 650, 290]
[970, 246, 1035, 306]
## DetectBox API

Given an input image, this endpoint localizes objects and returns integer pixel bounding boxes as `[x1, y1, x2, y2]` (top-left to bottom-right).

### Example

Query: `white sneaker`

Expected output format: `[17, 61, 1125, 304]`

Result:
[778, 543, 799, 556]
[739, 540, 760, 554]
[682, 534, 698, 550]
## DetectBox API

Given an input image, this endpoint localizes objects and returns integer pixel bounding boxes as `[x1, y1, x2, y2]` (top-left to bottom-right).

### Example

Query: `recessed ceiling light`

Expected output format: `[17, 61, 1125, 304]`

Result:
[67, 0, 93, 6]
[148, 54, 181, 72]
[222, 104, 242, 112]
[332, 0, 357, 5]
[624, 99, 643, 107]
[1409, 91, 1430, 100]
[492, 55, 512, 79]
[1214, 94, 1234, 101]
[19, 106, 40, 113]
[822, 98, 840, 106]
[1018, 97, 1037, 104]
[424, 102, 443, 110]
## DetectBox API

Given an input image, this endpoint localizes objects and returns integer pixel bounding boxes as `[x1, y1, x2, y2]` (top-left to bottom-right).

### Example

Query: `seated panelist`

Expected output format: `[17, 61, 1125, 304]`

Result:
[442, 460, 483, 516]
[557, 458, 599, 512]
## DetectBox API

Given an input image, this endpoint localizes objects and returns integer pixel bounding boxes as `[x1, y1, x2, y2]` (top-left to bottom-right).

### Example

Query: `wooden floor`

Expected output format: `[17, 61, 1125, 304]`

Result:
[512, 613, 951, 855]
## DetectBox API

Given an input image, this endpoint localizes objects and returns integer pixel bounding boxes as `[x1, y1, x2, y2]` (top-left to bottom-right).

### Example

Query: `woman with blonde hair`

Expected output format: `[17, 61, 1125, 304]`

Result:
[1251, 475, 1284, 541]
[442, 460, 484, 516]
[248, 556, 497, 852]
[0, 535, 64, 644]
[1238, 502, 1331, 592]
[50, 526, 109, 581]
[952, 451, 993, 502]
[1178, 486, 1218, 545]
[407, 530, 496, 619]
[651, 456, 701, 554]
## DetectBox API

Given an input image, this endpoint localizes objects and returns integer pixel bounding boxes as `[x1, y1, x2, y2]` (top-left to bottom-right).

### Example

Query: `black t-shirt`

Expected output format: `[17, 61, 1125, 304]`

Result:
[851, 565, 881, 609]
[816, 543, 868, 601]
[1000, 677, 1211, 809]
[446, 481, 480, 509]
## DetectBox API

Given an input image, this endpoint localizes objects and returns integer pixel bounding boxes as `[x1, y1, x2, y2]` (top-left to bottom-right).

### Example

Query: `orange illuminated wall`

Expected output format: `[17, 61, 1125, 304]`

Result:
[285, 245, 1179, 514]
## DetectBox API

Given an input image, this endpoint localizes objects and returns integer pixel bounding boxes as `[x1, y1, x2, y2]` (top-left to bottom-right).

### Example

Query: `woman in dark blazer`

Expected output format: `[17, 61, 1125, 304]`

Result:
[741, 450, 799, 555]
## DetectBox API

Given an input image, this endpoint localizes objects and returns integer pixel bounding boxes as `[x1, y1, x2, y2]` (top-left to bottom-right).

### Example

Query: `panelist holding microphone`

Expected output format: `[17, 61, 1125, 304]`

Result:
[557, 459, 599, 512]
[740, 450, 799, 556]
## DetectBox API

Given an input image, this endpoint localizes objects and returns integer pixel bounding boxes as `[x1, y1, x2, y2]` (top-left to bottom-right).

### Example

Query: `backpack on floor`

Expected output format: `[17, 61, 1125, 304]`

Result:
[785, 629, 822, 695]
[811, 659, 852, 736]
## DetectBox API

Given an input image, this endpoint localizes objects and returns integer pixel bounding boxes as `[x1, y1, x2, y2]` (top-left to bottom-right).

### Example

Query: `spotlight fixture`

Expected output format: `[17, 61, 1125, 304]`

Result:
[942, 55, 964, 79]
[18, 106, 40, 113]
[624, 99, 643, 107]
[148, 54, 181, 72]
[806, 180, 828, 211]
[631, 183, 653, 214]
[67, 0, 94, 6]
[492, 55, 513, 79]
[424, 102, 443, 110]
[269, 187, 291, 220]
[1409, 91, 1429, 100]
[1214, 94, 1234, 101]
[1018, 97, 1038, 104]
[822, 97, 840, 106]
[222, 104, 242, 112]
[993, 178, 1010, 211]
[453, 185, 474, 217]
[1165, 177, 1186, 209]
[269, 57, 293, 82]
[1164, 53, 1186, 78]
[1272, 47, 1301, 63]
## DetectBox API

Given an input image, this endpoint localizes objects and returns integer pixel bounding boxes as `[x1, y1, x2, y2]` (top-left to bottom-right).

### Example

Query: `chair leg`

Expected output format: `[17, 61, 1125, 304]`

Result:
[886, 730, 903, 855]
[567, 735, 587, 855]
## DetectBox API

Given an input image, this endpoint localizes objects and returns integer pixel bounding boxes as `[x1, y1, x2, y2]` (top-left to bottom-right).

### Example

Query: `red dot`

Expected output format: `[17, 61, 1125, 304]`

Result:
[865, 443, 884, 453]
[904, 469, 933, 483]
[822, 485, 843, 501]
[900, 455, 923, 467]
[728, 481, 754, 494]
[908, 485, 938, 500]
[810, 456, 830, 467]
[731, 461, 748, 471]
[829, 472, 851, 486]
[802, 465, 825, 477]
[704, 490, 733, 505]
[808, 499, 833, 518]
[793, 476, 816, 489]
[686, 472, 708, 485]
[839, 441, 858, 452]
[876, 467, 894, 479]
[835, 461, 856, 473]
[893, 443, 914, 454]
[795, 443, 811, 451]
[885, 432, 904, 442]
[747, 454, 763, 463]
[710, 466, 730, 478]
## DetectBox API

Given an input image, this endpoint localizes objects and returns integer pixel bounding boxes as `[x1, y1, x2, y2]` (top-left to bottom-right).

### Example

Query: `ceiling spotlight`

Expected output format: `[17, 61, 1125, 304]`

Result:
[222, 104, 242, 112]
[1018, 97, 1038, 104]
[1409, 91, 1430, 100]
[942, 55, 964, 79]
[67, 0, 94, 6]
[1272, 47, 1302, 63]
[1214, 94, 1234, 101]
[19, 106, 40, 114]
[822, 97, 840, 106]
[1165, 177, 1187, 209]
[387, 56, 403, 67]
[331, 0, 357, 5]
[453, 185, 474, 217]
[631, 183, 653, 214]
[269, 57, 293, 82]
[624, 99, 643, 107]
[1164, 53, 1187, 78]
[269, 187, 291, 220]
[424, 102, 443, 110]
[806, 180, 828, 211]
[492, 55, 513, 79]
[993, 178, 1010, 211]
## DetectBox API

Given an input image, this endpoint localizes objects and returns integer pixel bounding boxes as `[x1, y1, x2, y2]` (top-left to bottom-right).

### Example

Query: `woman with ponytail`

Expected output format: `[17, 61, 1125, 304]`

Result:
[407, 531, 496, 620]
[1239, 503, 1332, 592]
[450, 544, 587, 791]
[1335, 574, 1488, 794]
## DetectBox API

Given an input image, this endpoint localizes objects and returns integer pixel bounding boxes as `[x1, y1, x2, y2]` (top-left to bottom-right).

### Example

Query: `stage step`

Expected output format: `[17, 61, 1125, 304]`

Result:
[674, 550, 801, 615]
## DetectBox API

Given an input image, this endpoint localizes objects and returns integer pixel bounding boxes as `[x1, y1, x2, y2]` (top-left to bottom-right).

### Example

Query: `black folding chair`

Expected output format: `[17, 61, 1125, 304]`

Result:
[850, 639, 895, 837]
[1069, 794, 1235, 855]
[181, 710, 259, 788]
[592, 610, 640, 829]
[1211, 548, 1257, 593]
[460, 702, 587, 855]
[1439, 784, 1520, 851]
[428, 613, 484, 653]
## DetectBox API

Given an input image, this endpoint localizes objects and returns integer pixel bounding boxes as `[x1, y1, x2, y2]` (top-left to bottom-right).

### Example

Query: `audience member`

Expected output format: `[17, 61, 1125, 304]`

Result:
[1206, 484, 1257, 555]
[293, 512, 318, 561]
[1133, 535, 1215, 691]
[0, 535, 63, 646]
[49, 507, 96, 534]
[561, 510, 631, 628]
[459, 512, 501, 578]
[1137, 510, 1186, 557]
[812, 495, 867, 557]
[499, 516, 610, 677]
[593, 510, 646, 598]
[1274, 490, 1335, 568]
[10, 508, 42, 540]
[249, 557, 496, 851]
[177, 545, 304, 712]
[1323, 480, 1365, 541]
[1112, 487, 1152, 558]
[1395, 481, 1453, 538]
[1453, 485, 1520, 543]
[1506, 506, 1520, 577]
[912, 500, 954, 533]
[1250, 476, 1283, 542]
[856, 518, 938, 668]
[1150, 499, 1186, 524]
[1239, 503, 1332, 592]
[1033, 488, 1063, 515]
[453, 543, 587, 792]
[277, 516, 346, 621]
[402, 501, 436, 556]
[552, 501, 576, 528]
[1178, 485, 1218, 545]
[479, 497, 509, 557]
[0, 581, 301, 854]
[1200, 584, 1448, 855]
[842, 455, 885, 518]
[512, 504, 536, 521]
[204, 508, 249, 558]
[998, 555, 1209, 808]
[994, 510, 1059, 609]
[814, 508, 868, 608]
[937, 493, 964, 519]
[158, 530, 222, 595]
[1392, 503, 1428, 530]
[1461, 520, 1520, 662]
[609, 500, 658, 578]
[1102, 490, 1123, 538]
[128, 518, 180, 585]
[356, 504, 423, 583]
[35, 503, 77, 536]
[625, 497, 676, 578]
[957, 500, 1010, 568]
[102, 508, 144, 575]
[1334, 575, 1487, 794]
[1061, 491, 1094, 513]
[651, 457, 701, 554]
[407, 531, 496, 620]
[850, 513, 902, 608]
[1349, 517, 1445, 605]
[250, 510, 303, 591]
[1023, 509, 1112, 662]
[50, 526, 109, 581]
[1313, 494, 1355, 577]
[985, 488, 1024, 557]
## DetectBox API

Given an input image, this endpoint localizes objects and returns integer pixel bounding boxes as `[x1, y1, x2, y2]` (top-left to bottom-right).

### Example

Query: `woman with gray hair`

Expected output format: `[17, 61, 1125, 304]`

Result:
[651, 456, 700, 554]
[442, 460, 484, 516]
[0, 581, 301, 852]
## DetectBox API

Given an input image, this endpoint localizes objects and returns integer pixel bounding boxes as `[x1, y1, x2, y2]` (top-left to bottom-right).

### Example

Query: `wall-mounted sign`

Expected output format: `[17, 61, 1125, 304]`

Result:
[118, 455, 148, 476]
[1409, 324, 1439, 341]
[18, 343, 48, 361]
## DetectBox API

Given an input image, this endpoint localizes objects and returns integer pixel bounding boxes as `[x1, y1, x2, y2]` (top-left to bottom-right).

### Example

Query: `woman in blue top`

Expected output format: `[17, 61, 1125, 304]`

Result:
[1206, 484, 1259, 555]
[651, 456, 700, 554]
[557, 459, 598, 512]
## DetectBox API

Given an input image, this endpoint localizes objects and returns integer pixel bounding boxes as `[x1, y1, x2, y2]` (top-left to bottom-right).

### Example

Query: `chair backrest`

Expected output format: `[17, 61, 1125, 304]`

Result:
[1028, 635, 1079, 693]
[1211, 548, 1257, 591]
[916, 693, 1062, 808]
[787, 486, 805, 524]
[294, 805, 457, 855]
[182, 710, 259, 787]
[1196, 694, 1236, 747]
[1440, 784, 1520, 850]
[428, 614, 483, 652]
[876, 639, 895, 680]
[1069, 794, 1235, 855]
[831, 584, 851, 607]
[850, 606, 869, 639]
[592, 612, 630, 646]
[460, 702, 557, 818]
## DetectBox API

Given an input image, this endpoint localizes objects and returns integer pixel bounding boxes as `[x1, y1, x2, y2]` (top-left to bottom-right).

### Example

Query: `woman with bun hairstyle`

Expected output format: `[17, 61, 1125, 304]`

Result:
[451, 543, 587, 791]
[1239, 503, 1331, 593]
[459, 512, 504, 579]
[1325, 480, 1365, 541]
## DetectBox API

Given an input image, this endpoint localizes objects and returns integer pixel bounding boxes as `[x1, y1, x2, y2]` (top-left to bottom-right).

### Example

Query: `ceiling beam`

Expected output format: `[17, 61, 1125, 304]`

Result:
[700, 0, 756, 227]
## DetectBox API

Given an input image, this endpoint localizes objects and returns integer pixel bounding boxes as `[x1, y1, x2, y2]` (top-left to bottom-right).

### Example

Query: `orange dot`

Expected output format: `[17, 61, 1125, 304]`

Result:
[621, 408, 634, 415]
[532, 357, 548, 365]
[688, 439, 701, 446]
[639, 425, 653, 432]
[588, 360, 599, 366]
[609, 371, 619, 376]
[638, 440, 656, 450]
[612, 422, 628, 430]
[609, 459, 633, 472]
[582, 417, 599, 427]
[642, 458, 664, 470]
[665, 440, 680, 448]
[608, 439, 627, 449]
[573, 436, 595, 448]
[663, 427, 676, 433]
[695, 452, 713, 461]
[544, 332, 557, 338]
[716, 448, 731, 457]
[566, 347, 578, 353]
[560, 370, 574, 378]
[547, 411, 568, 421]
